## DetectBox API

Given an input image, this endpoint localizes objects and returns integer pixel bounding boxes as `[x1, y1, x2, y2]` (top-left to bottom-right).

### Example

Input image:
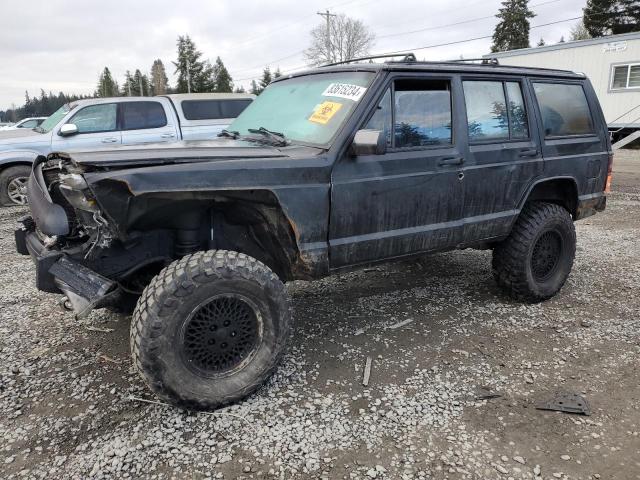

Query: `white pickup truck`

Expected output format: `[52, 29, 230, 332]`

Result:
[0, 93, 254, 205]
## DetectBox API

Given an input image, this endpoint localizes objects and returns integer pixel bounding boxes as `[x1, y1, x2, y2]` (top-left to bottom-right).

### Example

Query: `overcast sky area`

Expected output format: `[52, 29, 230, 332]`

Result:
[0, 0, 588, 109]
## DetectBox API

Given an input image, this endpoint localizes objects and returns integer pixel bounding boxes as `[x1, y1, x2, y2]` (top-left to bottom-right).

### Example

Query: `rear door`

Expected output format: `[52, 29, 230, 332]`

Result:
[120, 100, 178, 145]
[52, 103, 122, 150]
[459, 76, 542, 242]
[329, 73, 466, 268]
[530, 79, 610, 199]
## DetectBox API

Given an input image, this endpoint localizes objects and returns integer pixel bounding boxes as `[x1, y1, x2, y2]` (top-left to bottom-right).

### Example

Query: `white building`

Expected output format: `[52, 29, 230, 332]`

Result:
[485, 32, 640, 137]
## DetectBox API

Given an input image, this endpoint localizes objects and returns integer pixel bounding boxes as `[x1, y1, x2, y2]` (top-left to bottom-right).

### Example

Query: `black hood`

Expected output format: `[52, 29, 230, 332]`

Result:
[58, 139, 290, 168]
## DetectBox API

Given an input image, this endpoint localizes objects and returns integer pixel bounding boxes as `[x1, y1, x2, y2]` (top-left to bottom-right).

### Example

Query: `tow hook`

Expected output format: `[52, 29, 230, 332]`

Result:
[58, 296, 73, 312]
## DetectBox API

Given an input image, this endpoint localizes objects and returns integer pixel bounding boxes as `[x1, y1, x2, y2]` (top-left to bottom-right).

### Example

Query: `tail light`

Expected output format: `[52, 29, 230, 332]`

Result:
[604, 153, 614, 193]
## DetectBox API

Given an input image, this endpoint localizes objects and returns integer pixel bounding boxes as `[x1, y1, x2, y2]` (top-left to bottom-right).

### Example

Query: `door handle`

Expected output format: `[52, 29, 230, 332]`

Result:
[101, 137, 118, 143]
[519, 148, 539, 157]
[160, 133, 176, 139]
[438, 156, 464, 166]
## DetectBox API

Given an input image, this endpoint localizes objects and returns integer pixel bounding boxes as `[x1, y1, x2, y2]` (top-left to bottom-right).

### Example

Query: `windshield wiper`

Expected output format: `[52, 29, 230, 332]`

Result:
[246, 127, 288, 146]
[218, 129, 239, 139]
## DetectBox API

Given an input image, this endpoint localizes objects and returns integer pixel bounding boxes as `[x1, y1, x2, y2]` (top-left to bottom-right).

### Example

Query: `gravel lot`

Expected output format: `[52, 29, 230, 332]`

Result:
[1, 151, 639, 480]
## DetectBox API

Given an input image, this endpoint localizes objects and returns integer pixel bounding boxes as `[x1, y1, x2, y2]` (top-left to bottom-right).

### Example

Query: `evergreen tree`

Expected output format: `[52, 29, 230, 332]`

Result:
[250, 80, 260, 95]
[150, 59, 169, 95]
[234, 85, 246, 93]
[212, 57, 233, 92]
[133, 69, 151, 96]
[274, 67, 282, 79]
[123, 71, 135, 96]
[259, 67, 272, 92]
[173, 35, 215, 93]
[584, 0, 640, 37]
[537, 38, 546, 46]
[491, 0, 536, 53]
[558, 36, 566, 43]
[96, 67, 119, 97]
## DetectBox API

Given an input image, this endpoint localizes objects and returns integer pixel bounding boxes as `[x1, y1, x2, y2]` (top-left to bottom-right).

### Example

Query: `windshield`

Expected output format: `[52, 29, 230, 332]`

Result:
[229, 71, 375, 146]
[37, 104, 72, 133]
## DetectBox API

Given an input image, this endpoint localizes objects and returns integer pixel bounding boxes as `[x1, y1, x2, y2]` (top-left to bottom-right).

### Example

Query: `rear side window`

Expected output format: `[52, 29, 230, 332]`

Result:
[533, 83, 594, 137]
[463, 80, 529, 142]
[121, 102, 167, 130]
[182, 99, 252, 120]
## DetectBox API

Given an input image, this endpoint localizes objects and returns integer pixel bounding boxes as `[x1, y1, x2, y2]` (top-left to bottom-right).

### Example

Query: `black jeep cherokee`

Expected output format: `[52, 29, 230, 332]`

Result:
[15, 57, 612, 410]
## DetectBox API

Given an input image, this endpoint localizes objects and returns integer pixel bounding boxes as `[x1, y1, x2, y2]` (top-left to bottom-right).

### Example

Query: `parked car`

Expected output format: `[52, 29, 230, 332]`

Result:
[0, 93, 254, 205]
[0, 117, 47, 131]
[16, 56, 611, 410]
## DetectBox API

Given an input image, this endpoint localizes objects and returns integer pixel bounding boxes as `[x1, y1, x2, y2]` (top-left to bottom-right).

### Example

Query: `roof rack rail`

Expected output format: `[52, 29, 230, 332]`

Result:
[323, 53, 417, 67]
[449, 57, 500, 65]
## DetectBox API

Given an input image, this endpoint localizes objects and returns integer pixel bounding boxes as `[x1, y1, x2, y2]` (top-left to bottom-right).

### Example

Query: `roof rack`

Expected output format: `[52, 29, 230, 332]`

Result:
[323, 53, 417, 67]
[448, 57, 500, 65]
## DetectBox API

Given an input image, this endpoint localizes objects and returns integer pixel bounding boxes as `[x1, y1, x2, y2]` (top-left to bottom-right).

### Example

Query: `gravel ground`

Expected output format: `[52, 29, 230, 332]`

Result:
[1, 151, 639, 480]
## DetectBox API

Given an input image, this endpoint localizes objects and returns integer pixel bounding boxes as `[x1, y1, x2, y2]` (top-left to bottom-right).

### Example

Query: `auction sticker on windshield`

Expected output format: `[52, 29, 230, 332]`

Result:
[322, 83, 367, 101]
[309, 101, 343, 124]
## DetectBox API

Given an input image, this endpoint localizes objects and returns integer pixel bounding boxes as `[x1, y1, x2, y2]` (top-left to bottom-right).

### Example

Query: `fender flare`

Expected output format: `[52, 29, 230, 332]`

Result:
[517, 175, 579, 214]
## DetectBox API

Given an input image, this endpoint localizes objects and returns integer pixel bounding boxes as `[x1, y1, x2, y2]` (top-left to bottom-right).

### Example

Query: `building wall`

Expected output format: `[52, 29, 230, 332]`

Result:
[488, 34, 640, 128]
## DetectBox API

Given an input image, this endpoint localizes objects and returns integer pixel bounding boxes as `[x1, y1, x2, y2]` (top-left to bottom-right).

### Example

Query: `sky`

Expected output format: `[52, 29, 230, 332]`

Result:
[0, 0, 588, 110]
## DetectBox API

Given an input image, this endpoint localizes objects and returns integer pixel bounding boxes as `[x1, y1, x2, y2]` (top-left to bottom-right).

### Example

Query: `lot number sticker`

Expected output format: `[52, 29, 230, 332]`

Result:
[309, 101, 343, 124]
[322, 83, 366, 101]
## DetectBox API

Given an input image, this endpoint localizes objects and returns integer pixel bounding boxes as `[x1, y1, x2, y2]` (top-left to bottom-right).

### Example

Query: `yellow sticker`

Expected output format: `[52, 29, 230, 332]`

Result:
[308, 101, 343, 125]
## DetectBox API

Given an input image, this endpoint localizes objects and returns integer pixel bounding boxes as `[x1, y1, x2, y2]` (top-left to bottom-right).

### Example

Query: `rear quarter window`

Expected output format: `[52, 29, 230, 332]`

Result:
[533, 83, 594, 137]
[181, 99, 252, 120]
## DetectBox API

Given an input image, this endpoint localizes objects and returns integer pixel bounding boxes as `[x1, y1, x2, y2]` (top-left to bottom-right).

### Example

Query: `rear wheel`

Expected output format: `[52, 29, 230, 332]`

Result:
[492, 202, 576, 302]
[130, 250, 290, 410]
[0, 165, 31, 206]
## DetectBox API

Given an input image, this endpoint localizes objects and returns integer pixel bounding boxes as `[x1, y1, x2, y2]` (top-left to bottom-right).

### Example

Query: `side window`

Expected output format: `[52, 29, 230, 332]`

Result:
[364, 87, 392, 146]
[20, 120, 38, 128]
[463, 81, 509, 141]
[70, 104, 117, 133]
[121, 102, 167, 130]
[220, 99, 253, 118]
[394, 79, 452, 148]
[611, 64, 640, 90]
[506, 82, 529, 139]
[533, 83, 594, 137]
[182, 100, 222, 120]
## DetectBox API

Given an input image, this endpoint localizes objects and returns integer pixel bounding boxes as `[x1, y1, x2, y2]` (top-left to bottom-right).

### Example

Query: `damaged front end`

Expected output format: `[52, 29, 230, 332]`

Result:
[15, 154, 165, 318]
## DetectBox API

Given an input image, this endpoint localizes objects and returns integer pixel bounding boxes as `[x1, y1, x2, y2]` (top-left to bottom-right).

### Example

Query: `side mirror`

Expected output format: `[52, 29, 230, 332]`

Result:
[351, 129, 386, 156]
[59, 123, 79, 137]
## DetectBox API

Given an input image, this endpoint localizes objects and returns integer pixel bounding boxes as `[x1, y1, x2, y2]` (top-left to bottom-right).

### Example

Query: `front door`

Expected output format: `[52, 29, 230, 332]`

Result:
[52, 103, 121, 150]
[329, 74, 466, 269]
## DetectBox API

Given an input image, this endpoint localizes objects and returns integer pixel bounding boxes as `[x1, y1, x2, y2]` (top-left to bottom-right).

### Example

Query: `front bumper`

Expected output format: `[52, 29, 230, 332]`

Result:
[16, 218, 118, 317]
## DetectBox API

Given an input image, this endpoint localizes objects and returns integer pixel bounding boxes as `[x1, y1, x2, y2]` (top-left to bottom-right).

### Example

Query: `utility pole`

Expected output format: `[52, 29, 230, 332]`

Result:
[317, 9, 337, 64]
[186, 58, 192, 93]
[139, 76, 144, 96]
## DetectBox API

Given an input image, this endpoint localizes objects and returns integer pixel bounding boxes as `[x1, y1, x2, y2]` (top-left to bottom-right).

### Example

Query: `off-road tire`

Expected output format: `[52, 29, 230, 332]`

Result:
[492, 202, 576, 302]
[130, 250, 290, 410]
[0, 165, 31, 206]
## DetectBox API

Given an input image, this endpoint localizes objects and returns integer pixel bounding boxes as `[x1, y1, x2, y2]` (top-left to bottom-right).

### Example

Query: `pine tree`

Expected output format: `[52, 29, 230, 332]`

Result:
[558, 36, 566, 43]
[123, 71, 135, 96]
[173, 35, 216, 93]
[133, 69, 151, 96]
[584, 0, 640, 37]
[274, 67, 282, 79]
[537, 38, 546, 46]
[234, 85, 246, 93]
[259, 67, 272, 92]
[250, 80, 260, 95]
[213, 57, 233, 92]
[150, 59, 169, 95]
[491, 0, 536, 53]
[96, 67, 119, 97]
